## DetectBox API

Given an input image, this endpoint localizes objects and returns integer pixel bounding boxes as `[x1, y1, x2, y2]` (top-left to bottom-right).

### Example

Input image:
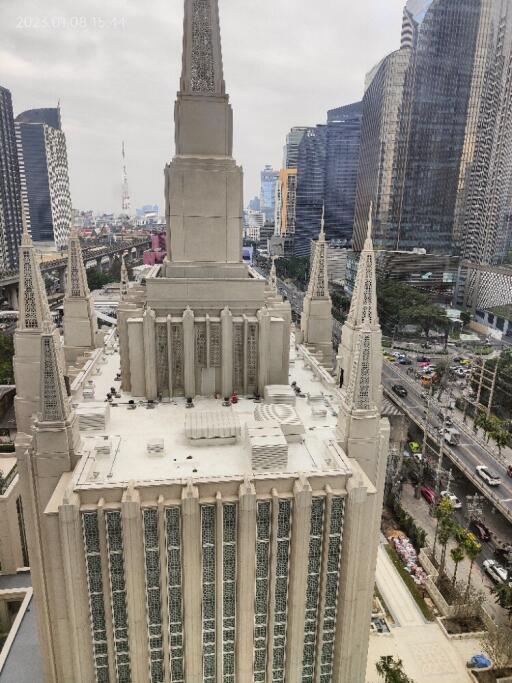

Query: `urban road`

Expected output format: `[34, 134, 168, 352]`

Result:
[383, 360, 512, 524]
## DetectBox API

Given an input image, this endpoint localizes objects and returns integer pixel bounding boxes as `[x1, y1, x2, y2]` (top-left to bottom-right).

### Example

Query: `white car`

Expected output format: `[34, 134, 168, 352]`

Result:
[440, 491, 462, 509]
[476, 465, 502, 487]
[483, 559, 510, 585]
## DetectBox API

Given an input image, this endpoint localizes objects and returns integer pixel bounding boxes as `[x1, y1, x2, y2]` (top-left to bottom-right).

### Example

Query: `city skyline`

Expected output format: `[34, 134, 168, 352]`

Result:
[0, 0, 405, 212]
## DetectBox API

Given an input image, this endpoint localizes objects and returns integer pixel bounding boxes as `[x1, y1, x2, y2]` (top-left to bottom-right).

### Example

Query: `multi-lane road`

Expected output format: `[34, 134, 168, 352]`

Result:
[383, 361, 512, 524]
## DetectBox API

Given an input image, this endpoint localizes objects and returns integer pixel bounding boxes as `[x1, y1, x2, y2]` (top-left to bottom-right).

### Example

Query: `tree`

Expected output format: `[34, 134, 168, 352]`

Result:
[492, 583, 512, 621]
[481, 624, 512, 668]
[432, 498, 454, 563]
[438, 517, 455, 579]
[494, 429, 511, 457]
[464, 535, 482, 600]
[0, 333, 14, 384]
[376, 656, 415, 683]
[460, 310, 472, 327]
[450, 545, 465, 586]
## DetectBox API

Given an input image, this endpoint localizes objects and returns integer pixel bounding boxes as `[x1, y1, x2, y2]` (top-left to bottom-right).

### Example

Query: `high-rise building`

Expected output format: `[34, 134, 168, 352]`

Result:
[324, 102, 362, 246]
[15, 107, 73, 249]
[0, 86, 24, 271]
[354, 0, 483, 255]
[457, 1, 512, 266]
[295, 126, 327, 257]
[274, 168, 298, 241]
[259, 165, 279, 223]
[282, 126, 308, 169]
[352, 46, 413, 251]
[13, 2, 389, 682]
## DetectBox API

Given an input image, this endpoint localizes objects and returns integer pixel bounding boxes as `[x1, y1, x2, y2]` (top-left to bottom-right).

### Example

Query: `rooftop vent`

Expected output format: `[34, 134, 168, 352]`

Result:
[246, 421, 288, 471]
[185, 410, 241, 445]
[264, 385, 296, 406]
[76, 403, 110, 431]
[147, 439, 165, 457]
[254, 403, 305, 443]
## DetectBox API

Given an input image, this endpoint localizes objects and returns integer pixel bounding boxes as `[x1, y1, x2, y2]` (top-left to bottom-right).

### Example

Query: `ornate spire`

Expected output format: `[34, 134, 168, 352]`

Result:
[268, 257, 278, 294]
[39, 320, 70, 423]
[346, 204, 378, 329]
[18, 215, 52, 331]
[306, 207, 329, 299]
[180, 0, 225, 96]
[120, 254, 129, 300]
[66, 231, 90, 298]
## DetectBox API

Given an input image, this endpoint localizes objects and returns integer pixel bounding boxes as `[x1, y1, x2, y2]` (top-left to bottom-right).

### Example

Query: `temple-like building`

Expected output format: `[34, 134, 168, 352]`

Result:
[9, 2, 389, 682]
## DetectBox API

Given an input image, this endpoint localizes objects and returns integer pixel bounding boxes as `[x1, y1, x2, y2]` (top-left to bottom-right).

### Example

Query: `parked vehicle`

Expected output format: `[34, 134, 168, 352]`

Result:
[476, 465, 502, 487]
[483, 559, 509, 585]
[417, 355, 431, 363]
[493, 542, 512, 563]
[440, 491, 462, 509]
[443, 427, 461, 446]
[399, 357, 412, 365]
[420, 486, 437, 506]
[507, 464, 512, 478]
[469, 519, 491, 542]
[392, 384, 408, 398]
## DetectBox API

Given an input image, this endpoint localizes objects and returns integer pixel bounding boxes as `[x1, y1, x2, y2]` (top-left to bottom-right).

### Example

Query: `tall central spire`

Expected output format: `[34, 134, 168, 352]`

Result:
[181, 0, 225, 96]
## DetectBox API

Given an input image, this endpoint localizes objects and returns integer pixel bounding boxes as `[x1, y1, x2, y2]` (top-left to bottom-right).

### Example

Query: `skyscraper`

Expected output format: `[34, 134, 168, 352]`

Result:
[16, 107, 73, 249]
[295, 125, 327, 256]
[282, 126, 308, 169]
[324, 102, 362, 245]
[352, 46, 413, 251]
[259, 165, 279, 223]
[13, 1, 389, 682]
[0, 86, 24, 271]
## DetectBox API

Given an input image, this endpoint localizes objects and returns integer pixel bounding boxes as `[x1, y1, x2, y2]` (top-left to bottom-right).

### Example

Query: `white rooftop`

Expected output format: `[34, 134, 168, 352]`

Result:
[71, 337, 352, 489]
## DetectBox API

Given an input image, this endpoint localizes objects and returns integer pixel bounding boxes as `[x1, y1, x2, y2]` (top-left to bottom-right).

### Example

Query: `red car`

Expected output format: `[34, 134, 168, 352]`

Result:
[507, 465, 512, 478]
[469, 520, 491, 543]
[420, 486, 437, 506]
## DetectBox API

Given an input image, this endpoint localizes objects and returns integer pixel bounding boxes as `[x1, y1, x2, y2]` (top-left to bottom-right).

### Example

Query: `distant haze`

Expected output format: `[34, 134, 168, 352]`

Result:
[0, 0, 404, 213]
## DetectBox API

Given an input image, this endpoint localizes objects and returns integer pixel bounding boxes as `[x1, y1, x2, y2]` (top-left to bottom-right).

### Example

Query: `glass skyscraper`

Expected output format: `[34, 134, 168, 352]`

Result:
[324, 102, 362, 246]
[259, 165, 279, 223]
[16, 107, 73, 249]
[0, 86, 23, 271]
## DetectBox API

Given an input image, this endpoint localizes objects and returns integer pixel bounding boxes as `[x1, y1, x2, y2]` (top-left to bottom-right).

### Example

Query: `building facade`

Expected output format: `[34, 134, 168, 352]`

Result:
[16, 107, 73, 249]
[324, 103, 362, 246]
[0, 86, 24, 271]
[295, 126, 327, 257]
[282, 127, 308, 169]
[259, 165, 279, 224]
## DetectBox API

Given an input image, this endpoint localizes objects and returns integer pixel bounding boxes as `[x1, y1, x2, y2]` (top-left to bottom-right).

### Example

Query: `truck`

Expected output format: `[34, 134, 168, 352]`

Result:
[443, 427, 461, 446]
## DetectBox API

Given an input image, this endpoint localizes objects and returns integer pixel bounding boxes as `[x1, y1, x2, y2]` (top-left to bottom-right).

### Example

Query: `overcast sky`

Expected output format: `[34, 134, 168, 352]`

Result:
[1, 0, 405, 214]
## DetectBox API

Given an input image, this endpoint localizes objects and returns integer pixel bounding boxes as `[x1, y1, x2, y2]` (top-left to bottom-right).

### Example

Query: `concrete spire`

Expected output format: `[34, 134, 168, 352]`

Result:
[300, 206, 333, 365]
[268, 257, 278, 295]
[66, 231, 90, 298]
[180, 0, 225, 96]
[346, 203, 378, 330]
[120, 254, 129, 300]
[17, 212, 51, 332]
[39, 319, 70, 423]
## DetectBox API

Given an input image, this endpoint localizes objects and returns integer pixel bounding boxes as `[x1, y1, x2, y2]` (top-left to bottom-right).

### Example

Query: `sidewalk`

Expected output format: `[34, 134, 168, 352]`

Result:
[368, 541, 478, 683]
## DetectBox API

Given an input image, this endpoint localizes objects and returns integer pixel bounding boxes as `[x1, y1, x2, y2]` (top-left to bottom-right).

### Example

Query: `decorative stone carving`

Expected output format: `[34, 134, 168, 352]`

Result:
[40, 321, 69, 423]
[190, 0, 215, 93]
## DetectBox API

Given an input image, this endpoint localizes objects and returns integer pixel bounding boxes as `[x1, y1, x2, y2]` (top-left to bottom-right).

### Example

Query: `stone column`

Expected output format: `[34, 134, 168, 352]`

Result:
[182, 483, 202, 682]
[58, 493, 95, 683]
[143, 308, 157, 400]
[286, 476, 312, 683]
[157, 495, 172, 683]
[128, 319, 145, 397]
[257, 308, 271, 394]
[183, 307, 196, 398]
[122, 485, 150, 683]
[221, 306, 233, 398]
[236, 479, 256, 681]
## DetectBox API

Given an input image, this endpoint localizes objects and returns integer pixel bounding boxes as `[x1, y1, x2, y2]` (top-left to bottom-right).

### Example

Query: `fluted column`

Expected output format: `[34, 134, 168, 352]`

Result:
[257, 308, 271, 394]
[182, 483, 202, 681]
[183, 307, 196, 398]
[221, 306, 233, 398]
[236, 479, 256, 681]
[143, 308, 157, 400]
[285, 477, 312, 683]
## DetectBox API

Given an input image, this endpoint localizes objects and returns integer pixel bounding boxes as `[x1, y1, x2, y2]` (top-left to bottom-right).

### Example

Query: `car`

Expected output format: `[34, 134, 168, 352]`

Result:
[399, 357, 412, 365]
[420, 486, 437, 506]
[440, 491, 462, 509]
[392, 384, 408, 398]
[469, 520, 491, 542]
[476, 465, 502, 487]
[483, 559, 510, 585]
[507, 464, 512, 478]
[417, 355, 431, 363]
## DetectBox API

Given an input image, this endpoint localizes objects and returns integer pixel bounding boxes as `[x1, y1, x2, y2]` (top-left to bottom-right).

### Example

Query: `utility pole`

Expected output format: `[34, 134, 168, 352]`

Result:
[416, 395, 432, 499]
[486, 360, 499, 418]
[435, 412, 447, 494]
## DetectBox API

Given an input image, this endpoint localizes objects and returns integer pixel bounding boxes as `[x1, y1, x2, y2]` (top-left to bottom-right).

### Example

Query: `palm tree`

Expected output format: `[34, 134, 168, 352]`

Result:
[450, 545, 465, 586]
[432, 498, 454, 563]
[376, 656, 415, 683]
[494, 429, 510, 457]
[464, 535, 482, 600]
[492, 583, 512, 621]
[438, 517, 455, 579]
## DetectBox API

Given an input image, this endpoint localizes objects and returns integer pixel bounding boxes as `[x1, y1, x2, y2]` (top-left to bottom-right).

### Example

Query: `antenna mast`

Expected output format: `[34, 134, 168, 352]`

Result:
[121, 140, 131, 214]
